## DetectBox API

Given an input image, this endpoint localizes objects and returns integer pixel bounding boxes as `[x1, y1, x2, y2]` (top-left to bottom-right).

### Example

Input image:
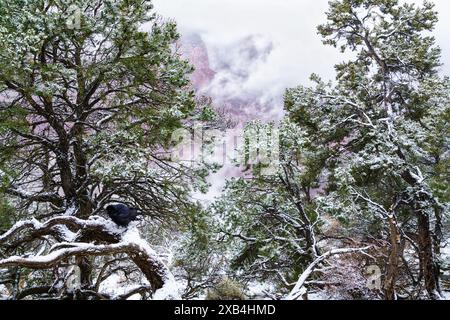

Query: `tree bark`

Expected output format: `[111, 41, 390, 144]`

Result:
[417, 211, 441, 300]
[384, 215, 403, 300]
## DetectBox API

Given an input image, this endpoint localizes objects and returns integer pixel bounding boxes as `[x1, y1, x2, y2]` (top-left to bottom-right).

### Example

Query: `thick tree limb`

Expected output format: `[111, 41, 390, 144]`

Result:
[0, 215, 122, 250]
[0, 219, 180, 299]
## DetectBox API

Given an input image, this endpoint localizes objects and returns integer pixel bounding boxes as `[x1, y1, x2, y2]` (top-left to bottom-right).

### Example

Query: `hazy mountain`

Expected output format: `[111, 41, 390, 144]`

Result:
[180, 33, 283, 123]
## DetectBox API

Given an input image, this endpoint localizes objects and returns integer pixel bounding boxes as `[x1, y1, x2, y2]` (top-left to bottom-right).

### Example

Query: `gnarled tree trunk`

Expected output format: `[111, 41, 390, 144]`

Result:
[384, 215, 404, 300]
[417, 211, 441, 300]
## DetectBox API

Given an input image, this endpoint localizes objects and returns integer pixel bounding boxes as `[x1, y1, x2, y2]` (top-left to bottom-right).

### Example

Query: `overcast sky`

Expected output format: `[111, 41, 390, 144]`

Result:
[153, 0, 450, 97]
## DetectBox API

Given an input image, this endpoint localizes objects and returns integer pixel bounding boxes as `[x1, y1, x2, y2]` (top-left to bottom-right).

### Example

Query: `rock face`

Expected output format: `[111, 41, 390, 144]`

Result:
[179, 33, 281, 123]
[179, 33, 216, 91]
[179, 33, 282, 199]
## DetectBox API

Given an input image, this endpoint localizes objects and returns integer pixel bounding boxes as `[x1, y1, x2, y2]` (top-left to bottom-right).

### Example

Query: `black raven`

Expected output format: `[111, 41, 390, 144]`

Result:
[106, 204, 142, 227]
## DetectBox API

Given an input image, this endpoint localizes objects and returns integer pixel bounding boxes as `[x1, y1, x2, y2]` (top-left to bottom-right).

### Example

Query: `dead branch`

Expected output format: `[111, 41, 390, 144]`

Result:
[285, 246, 372, 300]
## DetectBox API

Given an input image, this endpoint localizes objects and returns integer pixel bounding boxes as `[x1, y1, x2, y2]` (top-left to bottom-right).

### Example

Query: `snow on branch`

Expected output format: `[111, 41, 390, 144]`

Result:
[285, 246, 372, 300]
[0, 217, 180, 300]
[0, 215, 122, 248]
[5, 187, 64, 206]
[0, 242, 143, 269]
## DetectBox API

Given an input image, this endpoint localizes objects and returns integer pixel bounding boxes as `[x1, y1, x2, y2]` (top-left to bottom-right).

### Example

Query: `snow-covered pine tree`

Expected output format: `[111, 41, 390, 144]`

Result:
[205, 120, 327, 298]
[286, 0, 449, 299]
[0, 0, 209, 299]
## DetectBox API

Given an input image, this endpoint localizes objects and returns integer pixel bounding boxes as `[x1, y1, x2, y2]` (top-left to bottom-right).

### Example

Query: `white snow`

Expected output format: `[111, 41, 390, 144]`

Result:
[152, 275, 181, 300]
[121, 227, 181, 300]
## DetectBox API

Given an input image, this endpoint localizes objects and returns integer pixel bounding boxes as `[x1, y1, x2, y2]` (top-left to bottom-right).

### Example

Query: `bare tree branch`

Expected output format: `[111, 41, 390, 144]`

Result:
[285, 246, 372, 300]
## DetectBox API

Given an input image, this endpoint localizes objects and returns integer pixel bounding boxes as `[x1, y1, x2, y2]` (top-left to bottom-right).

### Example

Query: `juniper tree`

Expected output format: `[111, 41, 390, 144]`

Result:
[286, 0, 449, 299]
[0, 0, 209, 299]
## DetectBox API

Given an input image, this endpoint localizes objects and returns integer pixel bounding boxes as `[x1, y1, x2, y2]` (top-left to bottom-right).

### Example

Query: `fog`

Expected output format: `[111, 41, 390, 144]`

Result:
[154, 0, 450, 102]
[153, 0, 449, 201]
